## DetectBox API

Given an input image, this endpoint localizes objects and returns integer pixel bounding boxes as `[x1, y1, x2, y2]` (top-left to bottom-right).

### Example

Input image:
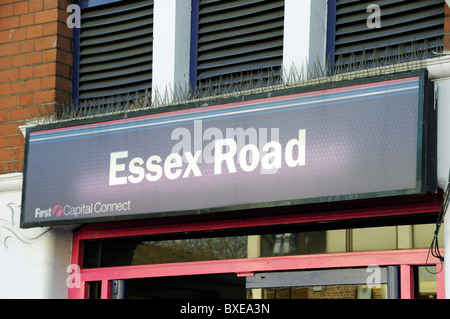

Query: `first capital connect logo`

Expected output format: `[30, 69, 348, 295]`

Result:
[52, 205, 63, 217]
[35, 201, 132, 219]
[35, 205, 63, 219]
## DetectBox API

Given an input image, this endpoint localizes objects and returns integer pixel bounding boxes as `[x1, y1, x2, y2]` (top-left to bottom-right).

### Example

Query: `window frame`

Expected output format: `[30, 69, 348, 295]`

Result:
[72, 0, 153, 105]
[72, 0, 124, 103]
[326, 0, 337, 63]
[326, 0, 445, 70]
[68, 200, 444, 299]
[191, 0, 286, 93]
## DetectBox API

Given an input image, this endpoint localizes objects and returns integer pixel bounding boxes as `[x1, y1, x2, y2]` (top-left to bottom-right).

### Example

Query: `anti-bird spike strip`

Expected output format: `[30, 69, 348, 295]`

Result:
[22, 38, 443, 127]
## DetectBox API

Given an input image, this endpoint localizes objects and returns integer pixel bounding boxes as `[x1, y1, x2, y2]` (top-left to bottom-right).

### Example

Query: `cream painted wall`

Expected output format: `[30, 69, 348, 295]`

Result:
[283, 0, 327, 81]
[152, 0, 192, 103]
[0, 173, 72, 298]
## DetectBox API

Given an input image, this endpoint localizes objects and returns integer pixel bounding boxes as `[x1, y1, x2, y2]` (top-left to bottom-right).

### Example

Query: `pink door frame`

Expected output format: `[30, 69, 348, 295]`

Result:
[68, 201, 444, 299]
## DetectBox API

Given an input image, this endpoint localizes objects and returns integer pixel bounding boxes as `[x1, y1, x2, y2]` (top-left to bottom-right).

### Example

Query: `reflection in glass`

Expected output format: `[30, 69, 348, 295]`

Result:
[132, 237, 247, 265]
[247, 285, 387, 299]
[82, 223, 443, 268]
[83, 236, 248, 268]
[415, 266, 438, 299]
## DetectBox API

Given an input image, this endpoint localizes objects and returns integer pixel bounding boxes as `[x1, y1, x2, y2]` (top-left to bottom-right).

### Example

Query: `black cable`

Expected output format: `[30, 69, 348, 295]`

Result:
[426, 171, 450, 274]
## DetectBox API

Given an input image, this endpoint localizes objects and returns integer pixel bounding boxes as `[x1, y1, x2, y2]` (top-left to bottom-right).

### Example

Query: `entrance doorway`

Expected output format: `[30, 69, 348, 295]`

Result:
[71, 215, 445, 299]
[76, 250, 443, 299]
[112, 274, 246, 299]
[246, 267, 397, 299]
[106, 267, 400, 299]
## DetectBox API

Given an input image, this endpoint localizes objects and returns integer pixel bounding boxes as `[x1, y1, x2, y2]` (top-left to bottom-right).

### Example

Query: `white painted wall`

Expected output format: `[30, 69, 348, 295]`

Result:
[435, 78, 450, 190]
[283, 0, 327, 81]
[0, 173, 72, 299]
[153, 0, 330, 94]
[152, 0, 192, 103]
[433, 75, 450, 299]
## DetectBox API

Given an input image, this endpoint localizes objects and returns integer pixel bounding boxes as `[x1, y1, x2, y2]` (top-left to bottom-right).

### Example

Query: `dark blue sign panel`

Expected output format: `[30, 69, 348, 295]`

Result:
[21, 74, 432, 227]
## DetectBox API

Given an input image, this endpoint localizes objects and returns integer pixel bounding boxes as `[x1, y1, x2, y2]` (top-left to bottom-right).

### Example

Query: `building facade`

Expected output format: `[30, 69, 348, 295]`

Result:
[1, 0, 450, 299]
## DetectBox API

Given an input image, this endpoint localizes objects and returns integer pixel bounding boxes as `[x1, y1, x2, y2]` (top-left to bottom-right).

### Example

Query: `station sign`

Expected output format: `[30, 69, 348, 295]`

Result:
[21, 71, 436, 227]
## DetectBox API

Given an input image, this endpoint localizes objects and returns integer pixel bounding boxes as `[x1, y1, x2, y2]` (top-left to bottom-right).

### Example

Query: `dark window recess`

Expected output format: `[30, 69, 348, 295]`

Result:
[77, 0, 153, 105]
[195, 0, 285, 94]
[332, 0, 445, 67]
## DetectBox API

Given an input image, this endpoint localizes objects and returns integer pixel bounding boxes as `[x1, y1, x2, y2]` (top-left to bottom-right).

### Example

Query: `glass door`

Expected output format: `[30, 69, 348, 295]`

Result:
[246, 267, 400, 299]
[106, 267, 400, 299]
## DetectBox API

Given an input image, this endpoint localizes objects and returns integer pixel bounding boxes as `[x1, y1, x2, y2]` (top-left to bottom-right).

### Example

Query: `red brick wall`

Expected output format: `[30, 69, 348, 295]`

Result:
[0, 0, 72, 173]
